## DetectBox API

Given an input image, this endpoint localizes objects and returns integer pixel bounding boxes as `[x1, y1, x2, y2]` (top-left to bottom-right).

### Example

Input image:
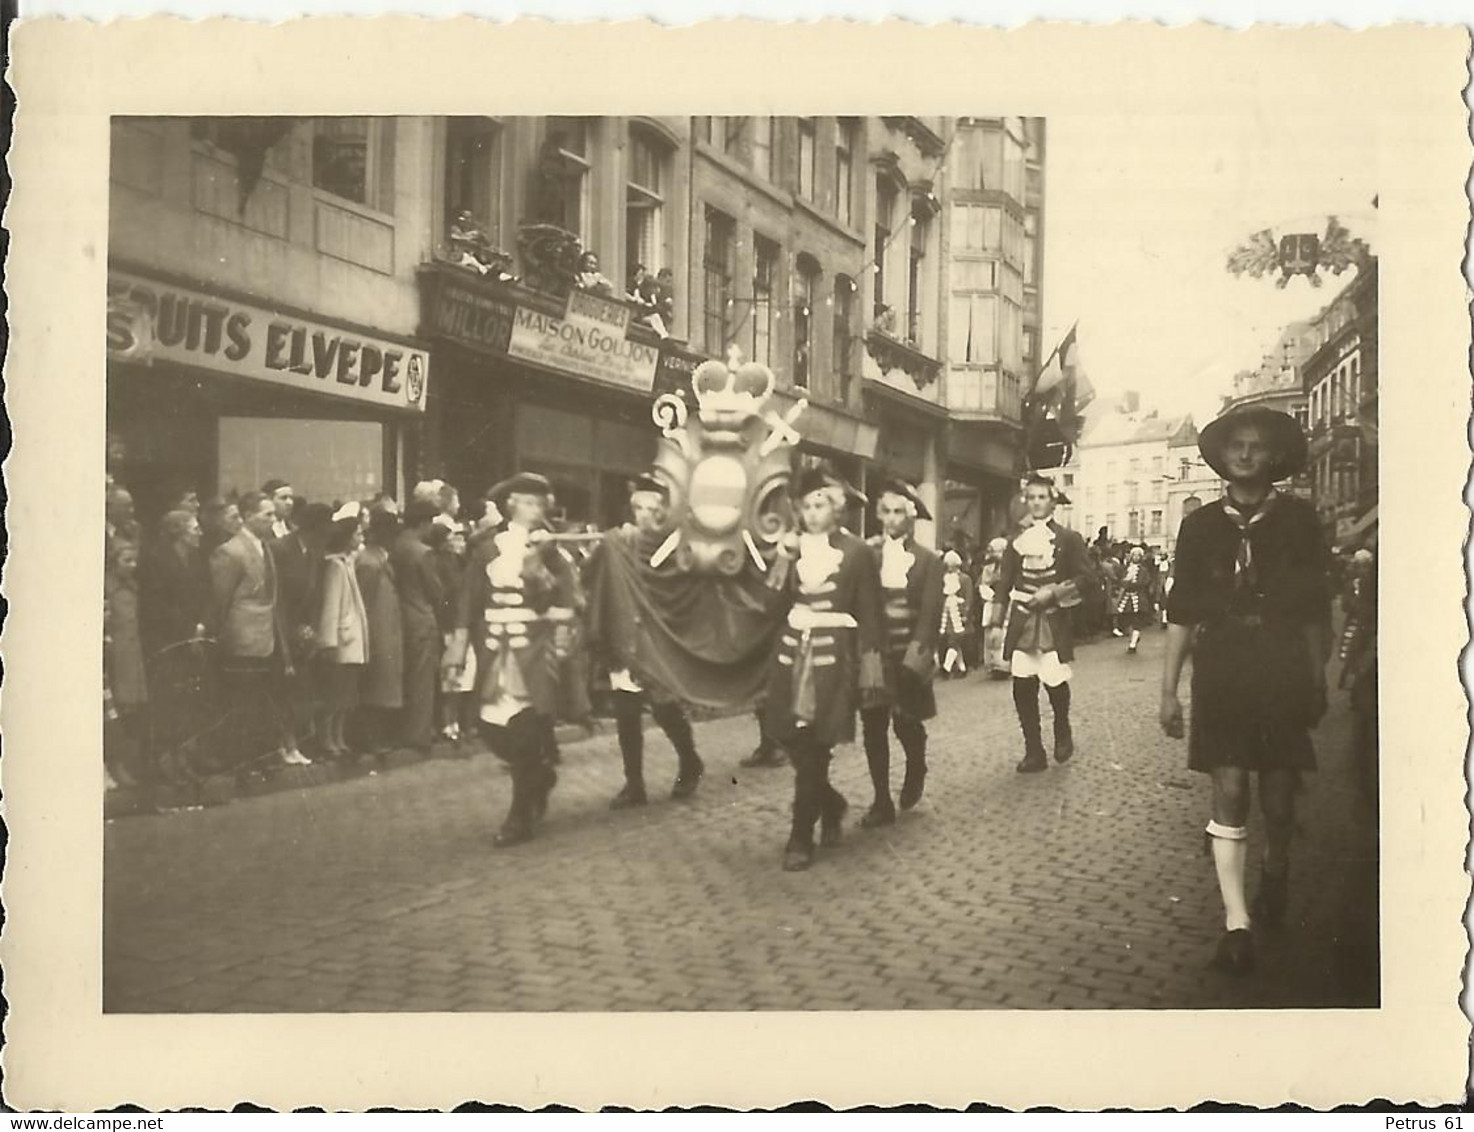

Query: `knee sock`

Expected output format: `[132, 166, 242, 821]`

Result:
[1207, 820, 1251, 931]
[613, 692, 645, 790]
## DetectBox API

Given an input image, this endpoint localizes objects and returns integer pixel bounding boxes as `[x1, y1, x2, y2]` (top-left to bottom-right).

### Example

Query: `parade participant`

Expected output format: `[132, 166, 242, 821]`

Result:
[1115, 546, 1153, 653]
[599, 475, 705, 809]
[858, 481, 942, 827]
[764, 467, 885, 871]
[739, 711, 787, 768]
[446, 472, 578, 848]
[999, 473, 1087, 774]
[937, 550, 974, 678]
[1160, 406, 1330, 976]
[977, 537, 1011, 678]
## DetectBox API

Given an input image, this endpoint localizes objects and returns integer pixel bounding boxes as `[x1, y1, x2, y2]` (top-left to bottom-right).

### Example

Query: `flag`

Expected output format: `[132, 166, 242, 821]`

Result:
[1033, 323, 1078, 397]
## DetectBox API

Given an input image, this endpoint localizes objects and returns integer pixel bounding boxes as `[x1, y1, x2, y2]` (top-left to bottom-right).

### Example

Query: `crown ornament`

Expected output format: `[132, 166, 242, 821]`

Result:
[690, 345, 776, 428]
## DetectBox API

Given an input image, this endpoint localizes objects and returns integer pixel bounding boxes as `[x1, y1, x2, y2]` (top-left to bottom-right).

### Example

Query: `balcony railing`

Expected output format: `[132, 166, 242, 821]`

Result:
[945, 365, 1022, 420]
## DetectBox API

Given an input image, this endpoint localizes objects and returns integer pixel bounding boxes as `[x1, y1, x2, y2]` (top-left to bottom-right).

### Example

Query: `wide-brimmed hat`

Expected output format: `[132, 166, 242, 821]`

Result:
[1198, 405, 1308, 483]
[488, 471, 554, 507]
[875, 479, 932, 523]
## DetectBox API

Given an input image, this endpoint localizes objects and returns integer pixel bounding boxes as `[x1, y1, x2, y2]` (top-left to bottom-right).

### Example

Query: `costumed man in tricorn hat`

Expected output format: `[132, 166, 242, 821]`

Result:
[998, 472, 1088, 774]
[858, 481, 944, 827]
[764, 466, 886, 872]
[598, 474, 705, 809]
[444, 472, 579, 847]
[1160, 405, 1330, 975]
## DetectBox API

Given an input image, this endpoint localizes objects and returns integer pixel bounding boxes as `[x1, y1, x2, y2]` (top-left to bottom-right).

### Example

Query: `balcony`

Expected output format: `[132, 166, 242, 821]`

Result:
[864, 323, 941, 393]
[945, 365, 1022, 423]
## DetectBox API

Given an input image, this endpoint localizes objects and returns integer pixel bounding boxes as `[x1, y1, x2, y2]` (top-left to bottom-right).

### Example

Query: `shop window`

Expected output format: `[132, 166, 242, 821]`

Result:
[312, 118, 395, 212]
[752, 235, 779, 368]
[218, 418, 384, 506]
[833, 274, 856, 401]
[835, 118, 856, 226]
[703, 207, 736, 355]
[626, 128, 671, 275]
[793, 254, 821, 390]
[797, 118, 817, 201]
[444, 117, 502, 246]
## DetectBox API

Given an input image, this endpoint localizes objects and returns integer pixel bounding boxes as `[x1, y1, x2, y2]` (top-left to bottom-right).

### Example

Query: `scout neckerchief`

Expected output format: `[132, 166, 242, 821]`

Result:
[1220, 488, 1278, 588]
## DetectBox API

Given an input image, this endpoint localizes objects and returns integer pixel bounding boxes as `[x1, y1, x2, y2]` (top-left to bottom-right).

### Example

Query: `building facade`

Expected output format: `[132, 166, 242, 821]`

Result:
[1302, 259, 1378, 545]
[108, 116, 438, 517]
[108, 115, 1049, 539]
[938, 117, 1047, 555]
[1056, 394, 1209, 553]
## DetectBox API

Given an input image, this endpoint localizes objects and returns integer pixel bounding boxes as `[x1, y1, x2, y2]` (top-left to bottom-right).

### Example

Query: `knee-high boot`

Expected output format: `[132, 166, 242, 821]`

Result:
[1045, 681, 1074, 763]
[859, 705, 894, 821]
[1013, 676, 1047, 773]
[611, 691, 647, 805]
[653, 700, 704, 797]
[895, 714, 929, 809]
[486, 713, 543, 847]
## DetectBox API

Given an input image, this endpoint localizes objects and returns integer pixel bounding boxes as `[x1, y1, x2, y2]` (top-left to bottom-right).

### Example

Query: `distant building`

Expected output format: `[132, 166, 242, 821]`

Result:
[1056, 392, 1215, 553]
[1302, 259, 1378, 546]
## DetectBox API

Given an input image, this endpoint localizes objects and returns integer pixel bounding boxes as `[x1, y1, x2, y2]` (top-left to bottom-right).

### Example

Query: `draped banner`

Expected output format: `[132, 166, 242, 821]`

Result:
[582, 529, 785, 711]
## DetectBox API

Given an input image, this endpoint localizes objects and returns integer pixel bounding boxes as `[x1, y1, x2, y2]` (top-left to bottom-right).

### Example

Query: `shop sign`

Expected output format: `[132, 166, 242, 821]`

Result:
[428, 279, 516, 357]
[654, 342, 705, 398]
[565, 288, 631, 335]
[107, 270, 430, 413]
[506, 305, 659, 393]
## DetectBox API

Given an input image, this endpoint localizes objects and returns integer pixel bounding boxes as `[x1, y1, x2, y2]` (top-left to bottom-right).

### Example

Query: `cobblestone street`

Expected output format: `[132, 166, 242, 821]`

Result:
[103, 628, 1379, 1013]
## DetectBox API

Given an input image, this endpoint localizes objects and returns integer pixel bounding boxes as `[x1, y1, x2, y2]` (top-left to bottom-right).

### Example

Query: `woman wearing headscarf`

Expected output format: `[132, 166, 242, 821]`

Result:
[104, 538, 149, 787]
[139, 508, 215, 781]
[313, 503, 370, 761]
[354, 503, 404, 757]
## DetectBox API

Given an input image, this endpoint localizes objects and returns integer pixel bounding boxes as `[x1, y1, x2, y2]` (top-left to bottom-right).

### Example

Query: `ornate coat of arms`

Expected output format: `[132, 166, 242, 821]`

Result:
[644, 346, 807, 575]
[1226, 216, 1372, 288]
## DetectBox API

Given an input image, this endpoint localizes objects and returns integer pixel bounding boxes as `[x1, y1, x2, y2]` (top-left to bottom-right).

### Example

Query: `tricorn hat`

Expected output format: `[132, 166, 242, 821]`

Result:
[488, 471, 555, 507]
[1198, 405, 1308, 483]
[876, 479, 932, 523]
[627, 473, 669, 500]
[791, 464, 866, 507]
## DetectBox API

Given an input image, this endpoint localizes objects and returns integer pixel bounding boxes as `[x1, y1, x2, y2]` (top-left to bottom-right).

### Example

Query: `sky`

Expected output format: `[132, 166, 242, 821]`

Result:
[1041, 114, 1381, 427]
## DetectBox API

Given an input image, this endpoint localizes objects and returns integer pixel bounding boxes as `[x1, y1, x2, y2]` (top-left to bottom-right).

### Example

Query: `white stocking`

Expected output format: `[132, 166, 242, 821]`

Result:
[1207, 820, 1251, 931]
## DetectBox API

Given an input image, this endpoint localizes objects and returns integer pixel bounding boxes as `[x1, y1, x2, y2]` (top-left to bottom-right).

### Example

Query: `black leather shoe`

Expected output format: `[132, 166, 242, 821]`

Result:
[860, 802, 897, 829]
[820, 793, 848, 847]
[782, 842, 815, 871]
[532, 766, 557, 821]
[609, 784, 648, 810]
[1054, 733, 1075, 764]
[1212, 929, 1256, 975]
[1253, 869, 1289, 928]
[671, 761, 704, 800]
[1016, 755, 1048, 774]
[493, 818, 534, 849]
[740, 746, 786, 769]
[898, 767, 927, 810]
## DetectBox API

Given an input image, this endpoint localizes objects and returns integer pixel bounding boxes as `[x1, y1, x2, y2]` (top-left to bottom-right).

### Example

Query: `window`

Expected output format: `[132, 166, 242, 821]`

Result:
[1152, 455, 1164, 477]
[1104, 513, 1116, 535]
[1150, 510, 1163, 537]
[1062, 472, 1075, 488]
[444, 117, 501, 242]
[626, 129, 669, 275]
[752, 235, 779, 368]
[833, 274, 855, 400]
[835, 119, 856, 226]
[797, 118, 817, 201]
[312, 118, 396, 211]
[1002, 128, 1025, 199]
[720, 116, 746, 160]
[750, 116, 774, 181]
[219, 418, 383, 505]
[948, 293, 997, 364]
[908, 208, 928, 346]
[703, 207, 736, 354]
[1129, 457, 1141, 476]
[1128, 511, 1141, 539]
[1128, 481, 1139, 505]
[794, 255, 820, 389]
[545, 116, 592, 238]
[1294, 405, 1310, 430]
[1106, 484, 1116, 504]
[1180, 457, 1192, 481]
[875, 178, 897, 318]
